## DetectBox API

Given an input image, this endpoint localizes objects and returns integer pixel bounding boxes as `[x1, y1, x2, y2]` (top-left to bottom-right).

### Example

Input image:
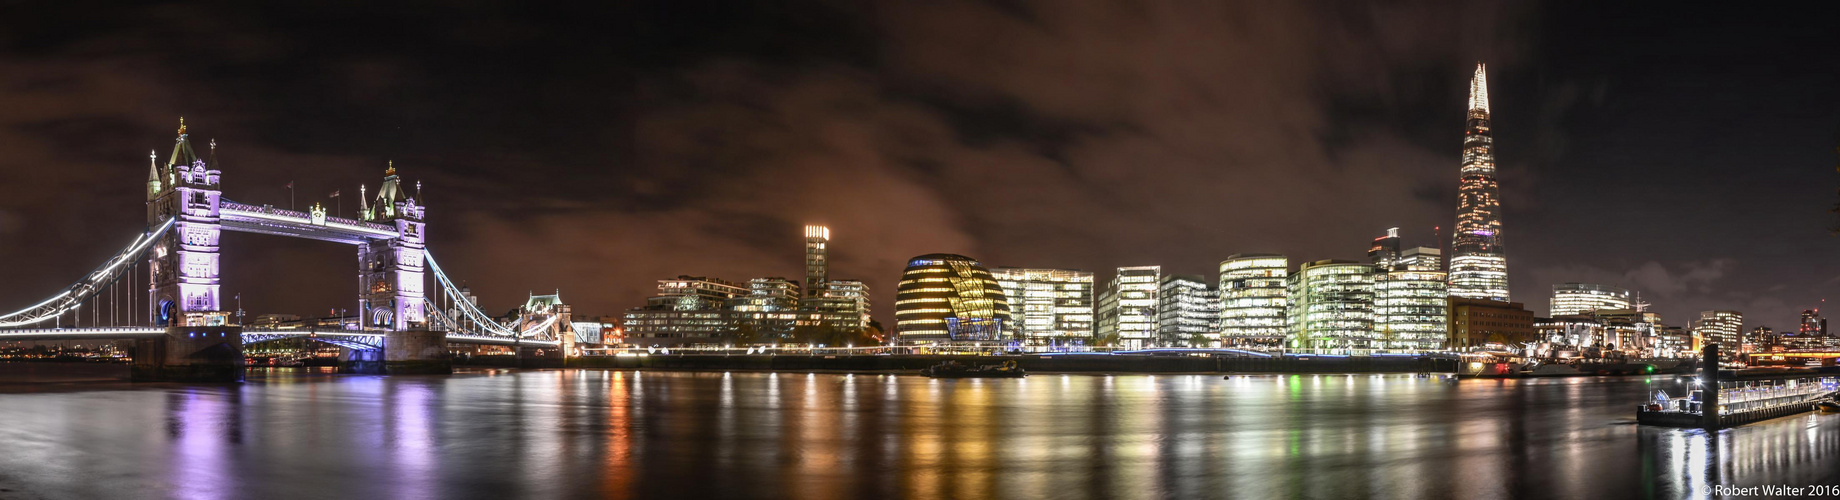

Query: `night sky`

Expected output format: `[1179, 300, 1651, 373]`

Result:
[2, 1, 1837, 331]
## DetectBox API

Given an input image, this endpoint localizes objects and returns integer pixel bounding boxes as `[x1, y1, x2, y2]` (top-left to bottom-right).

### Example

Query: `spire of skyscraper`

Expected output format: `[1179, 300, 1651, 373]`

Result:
[1449, 63, 1509, 302]
[1468, 63, 1489, 113]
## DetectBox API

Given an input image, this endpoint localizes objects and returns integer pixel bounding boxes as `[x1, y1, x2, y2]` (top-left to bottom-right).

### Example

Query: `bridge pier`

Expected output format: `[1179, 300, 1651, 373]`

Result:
[131, 326, 244, 382]
[338, 329, 450, 375]
[385, 329, 451, 374]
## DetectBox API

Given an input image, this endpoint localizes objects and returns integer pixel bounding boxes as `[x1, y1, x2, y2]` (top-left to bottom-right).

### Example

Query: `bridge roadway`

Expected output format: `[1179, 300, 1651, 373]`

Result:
[0, 327, 560, 348]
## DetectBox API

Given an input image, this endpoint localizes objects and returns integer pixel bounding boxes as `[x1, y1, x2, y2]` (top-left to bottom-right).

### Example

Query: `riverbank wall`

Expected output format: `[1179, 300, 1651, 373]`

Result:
[457, 353, 1464, 374]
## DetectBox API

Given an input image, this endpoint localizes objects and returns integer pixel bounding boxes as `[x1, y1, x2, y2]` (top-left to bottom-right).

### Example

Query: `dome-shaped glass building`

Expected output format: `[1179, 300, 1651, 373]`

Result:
[895, 254, 1011, 344]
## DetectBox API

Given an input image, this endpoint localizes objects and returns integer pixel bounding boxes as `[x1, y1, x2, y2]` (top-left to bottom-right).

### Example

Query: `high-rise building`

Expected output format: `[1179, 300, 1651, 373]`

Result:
[1693, 310, 1743, 358]
[1369, 227, 1402, 270]
[1104, 266, 1161, 348]
[804, 225, 829, 297]
[1219, 254, 1288, 347]
[1286, 260, 1378, 350]
[1550, 283, 1632, 316]
[1375, 247, 1448, 350]
[894, 254, 1011, 344]
[1789, 309, 1828, 348]
[1157, 275, 1220, 347]
[992, 268, 1095, 345]
[1449, 63, 1509, 302]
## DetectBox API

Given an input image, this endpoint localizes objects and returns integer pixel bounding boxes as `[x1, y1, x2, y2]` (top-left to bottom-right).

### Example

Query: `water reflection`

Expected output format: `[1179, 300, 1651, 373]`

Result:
[0, 371, 1836, 499]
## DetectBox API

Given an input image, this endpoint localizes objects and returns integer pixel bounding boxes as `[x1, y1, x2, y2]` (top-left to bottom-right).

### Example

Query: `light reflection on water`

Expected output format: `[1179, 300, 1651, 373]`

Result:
[0, 369, 1835, 499]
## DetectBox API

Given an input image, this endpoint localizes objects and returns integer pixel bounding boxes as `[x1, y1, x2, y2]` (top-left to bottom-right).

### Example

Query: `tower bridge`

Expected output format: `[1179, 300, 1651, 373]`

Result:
[0, 120, 578, 380]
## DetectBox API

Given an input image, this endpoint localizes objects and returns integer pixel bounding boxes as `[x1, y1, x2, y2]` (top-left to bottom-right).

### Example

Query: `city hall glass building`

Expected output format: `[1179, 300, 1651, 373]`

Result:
[895, 254, 1012, 344]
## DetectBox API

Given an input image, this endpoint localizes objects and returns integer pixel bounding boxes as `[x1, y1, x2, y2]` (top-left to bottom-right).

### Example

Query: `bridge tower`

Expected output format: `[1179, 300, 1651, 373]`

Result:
[358, 162, 428, 331]
[136, 119, 241, 382]
[146, 119, 226, 327]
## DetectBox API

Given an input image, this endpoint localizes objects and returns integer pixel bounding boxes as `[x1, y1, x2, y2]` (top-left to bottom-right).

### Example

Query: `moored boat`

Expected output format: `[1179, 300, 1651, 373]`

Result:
[922, 360, 1026, 378]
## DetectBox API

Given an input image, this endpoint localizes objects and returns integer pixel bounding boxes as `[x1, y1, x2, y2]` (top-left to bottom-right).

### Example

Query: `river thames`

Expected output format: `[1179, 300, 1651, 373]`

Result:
[0, 368, 1836, 499]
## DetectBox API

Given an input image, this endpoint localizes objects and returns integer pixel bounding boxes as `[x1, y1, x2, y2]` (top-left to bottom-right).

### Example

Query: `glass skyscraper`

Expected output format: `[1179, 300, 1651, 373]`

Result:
[1449, 63, 1510, 302]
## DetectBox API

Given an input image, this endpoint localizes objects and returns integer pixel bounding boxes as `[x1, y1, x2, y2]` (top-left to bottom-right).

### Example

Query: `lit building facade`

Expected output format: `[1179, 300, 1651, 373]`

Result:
[1693, 310, 1743, 358]
[1286, 260, 1378, 350]
[1449, 63, 1510, 302]
[1104, 266, 1161, 348]
[1448, 298, 1536, 350]
[1375, 247, 1448, 350]
[1550, 283, 1631, 316]
[624, 276, 747, 346]
[1368, 227, 1402, 270]
[1788, 309, 1829, 348]
[1218, 254, 1288, 347]
[992, 268, 1094, 345]
[1157, 275, 1220, 346]
[805, 279, 871, 333]
[804, 225, 829, 297]
[894, 254, 1011, 344]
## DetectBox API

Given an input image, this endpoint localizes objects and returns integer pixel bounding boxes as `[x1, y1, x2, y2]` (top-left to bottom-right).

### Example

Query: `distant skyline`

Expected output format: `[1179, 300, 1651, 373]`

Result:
[1, 2, 1837, 330]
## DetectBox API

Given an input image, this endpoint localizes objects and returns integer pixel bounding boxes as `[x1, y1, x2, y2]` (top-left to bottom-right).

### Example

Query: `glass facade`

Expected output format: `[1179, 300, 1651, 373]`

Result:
[1157, 275, 1220, 346]
[1375, 247, 1448, 350]
[992, 267, 1094, 345]
[895, 254, 1011, 344]
[1286, 260, 1378, 350]
[1549, 283, 1631, 316]
[1104, 266, 1160, 348]
[1450, 63, 1510, 302]
[1219, 254, 1288, 347]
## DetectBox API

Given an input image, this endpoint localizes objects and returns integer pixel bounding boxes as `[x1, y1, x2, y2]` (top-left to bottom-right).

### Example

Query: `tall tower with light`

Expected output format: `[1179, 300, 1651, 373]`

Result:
[358, 162, 428, 331]
[804, 225, 829, 297]
[1449, 63, 1510, 302]
[146, 119, 226, 326]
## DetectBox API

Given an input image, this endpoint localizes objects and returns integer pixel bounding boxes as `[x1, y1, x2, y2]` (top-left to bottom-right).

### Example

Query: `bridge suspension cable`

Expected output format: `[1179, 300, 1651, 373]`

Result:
[420, 249, 559, 343]
[0, 218, 175, 328]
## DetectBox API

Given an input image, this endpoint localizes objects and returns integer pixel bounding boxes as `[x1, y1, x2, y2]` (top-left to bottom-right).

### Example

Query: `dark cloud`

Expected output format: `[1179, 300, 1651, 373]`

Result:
[2, 1, 1838, 331]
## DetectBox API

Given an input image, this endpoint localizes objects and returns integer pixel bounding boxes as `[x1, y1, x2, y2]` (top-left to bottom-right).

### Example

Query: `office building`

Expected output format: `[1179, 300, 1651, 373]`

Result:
[894, 254, 1011, 344]
[804, 225, 829, 297]
[1375, 247, 1448, 350]
[1788, 309, 1829, 348]
[1218, 254, 1288, 347]
[992, 267, 1095, 345]
[1369, 227, 1402, 270]
[1448, 298, 1536, 350]
[1103, 266, 1161, 348]
[1550, 283, 1631, 316]
[1693, 310, 1744, 358]
[1286, 260, 1378, 350]
[623, 276, 747, 346]
[1449, 63, 1510, 302]
[1157, 275, 1220, 346]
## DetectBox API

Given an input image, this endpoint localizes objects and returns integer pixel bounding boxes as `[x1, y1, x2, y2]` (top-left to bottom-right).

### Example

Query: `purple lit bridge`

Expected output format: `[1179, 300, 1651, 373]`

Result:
[0, 122, 583, 380]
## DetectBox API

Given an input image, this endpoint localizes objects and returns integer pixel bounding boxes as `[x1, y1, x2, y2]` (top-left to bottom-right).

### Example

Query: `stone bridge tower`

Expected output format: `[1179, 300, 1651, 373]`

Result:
[146, 119, 225, 327]
[359, 162, 428, 331]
